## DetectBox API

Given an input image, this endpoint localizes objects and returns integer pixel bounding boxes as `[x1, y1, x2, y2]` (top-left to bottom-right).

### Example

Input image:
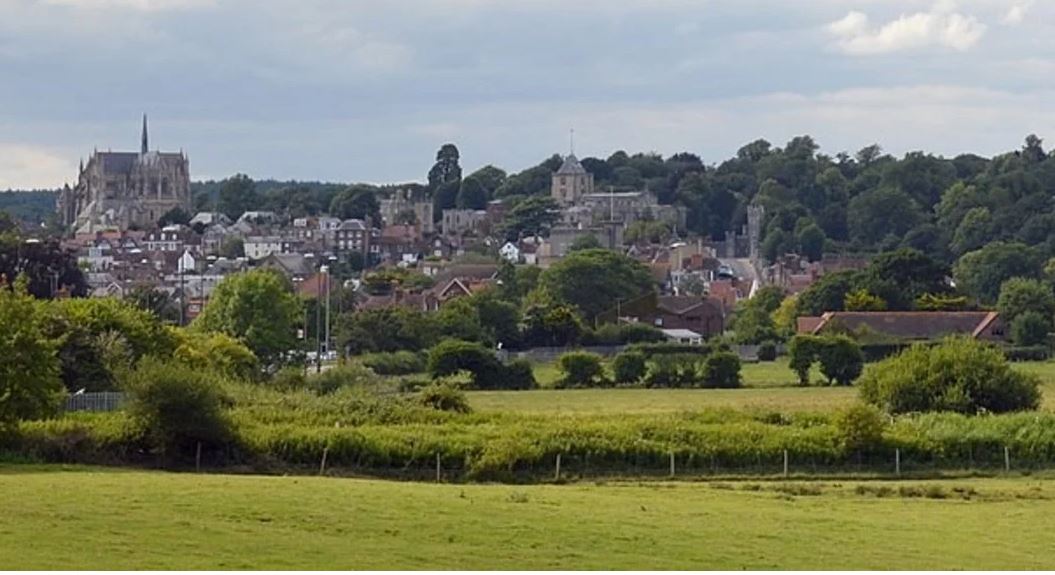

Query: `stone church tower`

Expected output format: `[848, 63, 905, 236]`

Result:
[550, 153, 594, 206]
[58, 115, 191, 234]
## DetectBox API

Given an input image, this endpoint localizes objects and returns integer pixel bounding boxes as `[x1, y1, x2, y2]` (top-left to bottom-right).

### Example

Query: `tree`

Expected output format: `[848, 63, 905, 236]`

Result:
[455, 177, 488, 210]
[158, 206, 191, 227]
[336, 307, 438, 355]
[816, 335, 864, 386]
[192, 269, 302, 367]
[953, 242, 1044, 304]
[796, 270, 858, 316]
[797, 223, 825, 262]
[788, 335, 822, 386]
[216, 174, 259, 221]
[950, 207, 993, 256]
[847, 187, 923, 246]
[537, 249, 654, 322]
[329, 185, 381, 225]
[1011, 311, 1050, 346]
[844, 289, 887, 312]
[0, 236, 88, 299]
[0, 278, 63, 428]
[701, 351, 742, 389]
[499, 196, 560, 240]
[859, 338, 1040, 414]
[125, 286, 181, 324]
[997, 277, 1055, 327]
[466, 165, 507, 195]
[568, 234, 602, 252]
[521, 298, 584, 348]
[428, 143, 462, 190]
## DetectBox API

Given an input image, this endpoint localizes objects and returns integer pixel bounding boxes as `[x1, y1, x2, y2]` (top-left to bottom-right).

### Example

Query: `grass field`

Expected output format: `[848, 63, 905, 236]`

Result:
[489, 359, 1055, 415]
[3, 466, 1055, 570]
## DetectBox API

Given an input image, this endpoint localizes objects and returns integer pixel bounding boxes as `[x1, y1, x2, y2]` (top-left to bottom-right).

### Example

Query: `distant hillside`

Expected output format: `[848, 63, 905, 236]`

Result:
[0, 190, 57, 223]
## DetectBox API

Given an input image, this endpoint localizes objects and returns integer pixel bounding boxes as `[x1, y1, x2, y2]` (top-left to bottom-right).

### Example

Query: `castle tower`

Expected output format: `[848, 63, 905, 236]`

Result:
[551, 154, 594, 206]
[747, 201, 765, 262]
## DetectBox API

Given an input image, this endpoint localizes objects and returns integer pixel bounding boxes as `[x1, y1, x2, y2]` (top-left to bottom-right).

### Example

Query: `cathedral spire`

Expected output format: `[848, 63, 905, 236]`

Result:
[141, 114, 149, 155]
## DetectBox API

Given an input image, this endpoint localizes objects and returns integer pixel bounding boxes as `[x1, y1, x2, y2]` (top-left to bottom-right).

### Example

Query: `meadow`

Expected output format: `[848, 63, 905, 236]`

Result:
[474, 358, 1055, 415]
[2, 466, 1054, 570]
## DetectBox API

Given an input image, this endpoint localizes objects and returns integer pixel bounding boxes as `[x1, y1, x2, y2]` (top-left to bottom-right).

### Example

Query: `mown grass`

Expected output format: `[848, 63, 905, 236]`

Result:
[494, 359, 1055, 415]
[1, 466, 1054, 569]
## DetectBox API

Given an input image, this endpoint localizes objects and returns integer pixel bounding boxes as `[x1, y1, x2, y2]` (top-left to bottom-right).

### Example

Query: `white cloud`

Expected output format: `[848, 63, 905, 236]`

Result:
[1002, 1, 1034, 25]
[0, 144, 75, 190]
[827, 2, 987, 55]
[40, 0, 213, 11]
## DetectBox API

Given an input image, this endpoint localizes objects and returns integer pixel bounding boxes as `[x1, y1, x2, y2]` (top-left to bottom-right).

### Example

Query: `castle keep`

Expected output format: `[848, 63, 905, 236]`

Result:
[58, 116, 191, 233]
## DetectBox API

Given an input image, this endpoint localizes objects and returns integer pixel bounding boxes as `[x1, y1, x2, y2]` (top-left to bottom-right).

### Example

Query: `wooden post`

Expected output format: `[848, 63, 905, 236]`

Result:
[895, 448, 901, 476]
[783, 450, 789, 478]
[669, 452, 675, 478]
[1005, 446, 1011, 473]
[435, 453, 441, 483]
[555, 453, 562, 481]
[195, 442, 202, 473]
[319, 446, 329, 476]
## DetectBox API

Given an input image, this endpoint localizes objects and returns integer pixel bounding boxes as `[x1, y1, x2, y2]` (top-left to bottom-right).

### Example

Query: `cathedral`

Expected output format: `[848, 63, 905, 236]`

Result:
[58, 116, 191, 234]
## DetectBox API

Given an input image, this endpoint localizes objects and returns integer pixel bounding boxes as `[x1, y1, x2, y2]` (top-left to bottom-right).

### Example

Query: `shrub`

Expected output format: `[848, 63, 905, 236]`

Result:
[1010, 311, 1051, 347]
[0, 282, 64, 429]
[834, 403, 886, 454]
[556, 352, 609, 388]
[306, 363, 378, 395]
[173, 331, 259, 381]
[417, 380, 471, 413]
[500, 359, 537, 391]
[701, 351, 742, 389]
[270, 367, 307, 391]
[858, 337, 1041, 414]
[612, 351, 647, 385]
[360, 351, 426, 375]
[123, 357, 232, 459]
[757, 341, 778, 362]
[645, 354, 700, 388]
[817, 335, 864, 386]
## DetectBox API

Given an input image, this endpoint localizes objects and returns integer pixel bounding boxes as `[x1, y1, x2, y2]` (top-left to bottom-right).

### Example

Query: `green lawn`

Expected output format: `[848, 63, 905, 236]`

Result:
[498, 359, 1055, 415]
[3, 466, 1055, 569]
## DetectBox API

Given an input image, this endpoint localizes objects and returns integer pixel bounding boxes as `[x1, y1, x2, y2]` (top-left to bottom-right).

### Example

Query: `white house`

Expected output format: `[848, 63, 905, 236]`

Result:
[499, 241, 520, 264]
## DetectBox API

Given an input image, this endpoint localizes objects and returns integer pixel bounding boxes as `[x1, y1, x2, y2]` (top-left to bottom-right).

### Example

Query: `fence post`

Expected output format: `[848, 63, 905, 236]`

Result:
[783, 450, 789, 478]
[669, 452, 675, 478]
[555, 453, 562, 481]
[319, 446, 329, 476]
[436, 453, 441, 483]
[195, 442, 202, 473]
[1005, 446, 1011, 473]
[895, 448, 901, 476]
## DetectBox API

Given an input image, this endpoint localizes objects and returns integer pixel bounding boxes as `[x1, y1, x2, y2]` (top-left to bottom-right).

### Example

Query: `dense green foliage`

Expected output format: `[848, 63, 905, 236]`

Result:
[537, 249, 654, 322]
[556, 352, 609, 389]
[859, 338, 1041, 415]
[193, 269, 302, 367]
[788, 334, 863, 386]
[426, 340, 534, 390]
[0, 280, 63, 428]
[612, 351, 648, 385]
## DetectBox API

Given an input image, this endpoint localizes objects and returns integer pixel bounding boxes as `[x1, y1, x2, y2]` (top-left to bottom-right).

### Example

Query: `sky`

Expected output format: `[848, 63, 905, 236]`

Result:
[1, 0, 1053, 189]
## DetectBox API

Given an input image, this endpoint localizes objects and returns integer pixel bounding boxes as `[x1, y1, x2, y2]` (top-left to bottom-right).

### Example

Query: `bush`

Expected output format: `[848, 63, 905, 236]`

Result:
[360, 351, 426, 375]
[417, 380, 471, 413]
[123, 357, 232, 459]
[817, 335, 864, 386]
[270, 367, 307, 391]
[645, 354, 700, 388]
[501, 359, 537, 391]
[612, 351, 647, 385]
[757, 341, 778, 362]
[306, 363, 378, 395]
[834, 403, 886, 454]
[701, 351, 742, 389]
[556, 352, 609, 388]
[173, 331, 259, 381]
[1010, 311, 1051, 347]
[858, 337, 1041, 414]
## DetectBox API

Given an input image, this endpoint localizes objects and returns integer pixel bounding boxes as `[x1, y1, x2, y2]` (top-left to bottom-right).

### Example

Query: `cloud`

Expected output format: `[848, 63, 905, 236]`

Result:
[40, 0, 213, 11]
[0, 144, 75, 190]
[1002, 1, 1034, 26]
[827, 2, 987, 55]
